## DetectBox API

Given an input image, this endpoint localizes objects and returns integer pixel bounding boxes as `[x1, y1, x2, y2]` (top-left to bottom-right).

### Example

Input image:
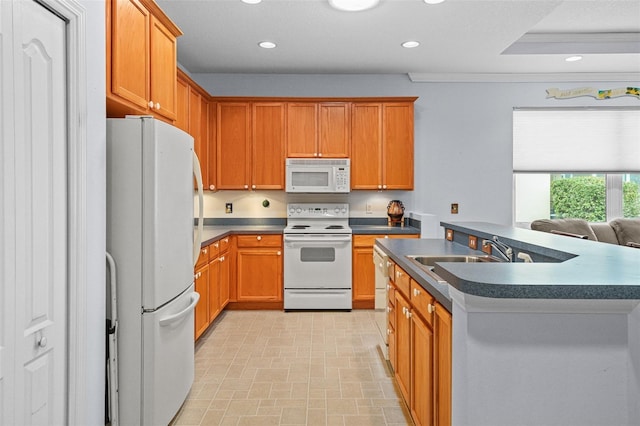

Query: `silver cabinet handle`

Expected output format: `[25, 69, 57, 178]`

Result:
[257, 236, 262, 241]
[219, 256, 225, 262]
[38, 336, 48, 348]
[427, 304, 435, 314]
[155, 102, 160, 110]
[413, 288, 420, 297]
[148, 100, 154, 108]
[277, 251, 281, 256]
[209, 184, 215, 190]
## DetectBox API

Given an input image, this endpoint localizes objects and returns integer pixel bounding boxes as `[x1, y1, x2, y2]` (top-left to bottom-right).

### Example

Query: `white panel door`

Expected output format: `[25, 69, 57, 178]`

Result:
[1, 1, 67, 424]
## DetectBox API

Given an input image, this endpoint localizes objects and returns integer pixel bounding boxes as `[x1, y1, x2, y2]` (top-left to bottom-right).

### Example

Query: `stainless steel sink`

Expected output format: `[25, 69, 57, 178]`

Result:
[405, 254, 502, 282]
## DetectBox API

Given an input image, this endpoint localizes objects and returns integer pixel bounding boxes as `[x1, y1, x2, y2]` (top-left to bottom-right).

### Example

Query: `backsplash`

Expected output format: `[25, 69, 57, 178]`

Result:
[194, 190, 414, 218]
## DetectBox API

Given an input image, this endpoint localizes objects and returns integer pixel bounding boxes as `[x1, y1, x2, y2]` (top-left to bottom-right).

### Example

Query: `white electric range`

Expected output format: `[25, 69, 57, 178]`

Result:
[283, 203, 352, 310]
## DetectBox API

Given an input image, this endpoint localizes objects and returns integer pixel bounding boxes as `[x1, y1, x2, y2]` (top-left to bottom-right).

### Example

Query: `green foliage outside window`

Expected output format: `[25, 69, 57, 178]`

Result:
[624, 180, 640, 217]
[550, 176, 640, 221]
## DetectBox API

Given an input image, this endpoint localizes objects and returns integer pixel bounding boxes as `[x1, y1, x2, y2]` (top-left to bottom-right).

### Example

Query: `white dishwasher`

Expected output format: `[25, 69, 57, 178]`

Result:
[373, 244, 391, 359]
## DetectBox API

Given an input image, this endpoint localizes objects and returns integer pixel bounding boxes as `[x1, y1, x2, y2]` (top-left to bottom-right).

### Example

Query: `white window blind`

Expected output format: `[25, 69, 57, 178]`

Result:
[513, 108, 640, 172]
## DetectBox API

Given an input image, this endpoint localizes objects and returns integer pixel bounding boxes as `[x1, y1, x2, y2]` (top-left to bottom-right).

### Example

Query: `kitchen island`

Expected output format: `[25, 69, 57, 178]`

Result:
[375, 222, 640, 426]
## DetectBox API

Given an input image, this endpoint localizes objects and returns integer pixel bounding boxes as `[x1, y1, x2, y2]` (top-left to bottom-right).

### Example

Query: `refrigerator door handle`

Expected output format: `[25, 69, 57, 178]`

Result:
[159, 292, 200, 327]
[193, 152, 204, 267]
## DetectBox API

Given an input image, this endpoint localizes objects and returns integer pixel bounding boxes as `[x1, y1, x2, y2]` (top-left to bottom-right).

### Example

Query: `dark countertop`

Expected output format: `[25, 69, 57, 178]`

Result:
[197, 222, 420, 246]
[198, 225, 285, 247]
[351, 225, 420, 235]
[375, 221, 640, 312]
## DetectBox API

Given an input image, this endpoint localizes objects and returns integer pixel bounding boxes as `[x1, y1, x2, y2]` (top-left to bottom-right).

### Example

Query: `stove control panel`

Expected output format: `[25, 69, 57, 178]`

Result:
[287, 203, 349, 218]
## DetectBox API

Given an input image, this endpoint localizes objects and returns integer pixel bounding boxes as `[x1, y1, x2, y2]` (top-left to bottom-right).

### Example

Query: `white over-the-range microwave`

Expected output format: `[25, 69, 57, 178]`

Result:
[285, 158, 350, 193]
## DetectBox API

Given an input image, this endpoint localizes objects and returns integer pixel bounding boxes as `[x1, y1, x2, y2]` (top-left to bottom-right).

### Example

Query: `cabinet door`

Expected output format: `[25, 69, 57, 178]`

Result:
[319, 102, 350, 157]
[217, 102, 251, 189]
[208, 256, 220, 323]
[175, 75, 189, 132]
[194, 263, 209, 339]
[199, 95, 210, 190]
[435, 303, 452, 426]
[219, 252, 230, 309]
[382, 102, 414, 190]
[149, 15, 177, 120]
[252, 102, 285, 189]
[286, 103, 318, 157]
[412, 312, 435, 426]
[110, 0, 149, 110]
[351, 103, 382, 189]
[207, 101, 217, 191]
[352, 245, 375, 306]
[236, 248, 282, 301]
[395, 292, 411, 403]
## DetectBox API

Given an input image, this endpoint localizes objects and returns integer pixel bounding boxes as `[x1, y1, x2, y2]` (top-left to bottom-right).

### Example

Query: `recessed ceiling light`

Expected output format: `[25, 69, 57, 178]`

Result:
[565, 55, 583, 62]
[424, 0, 445, 4]
[328, 0, 380, 12]
[241, 0, 262, 4]
[258, 41, 276, 49]
[402, 41, 420, 48]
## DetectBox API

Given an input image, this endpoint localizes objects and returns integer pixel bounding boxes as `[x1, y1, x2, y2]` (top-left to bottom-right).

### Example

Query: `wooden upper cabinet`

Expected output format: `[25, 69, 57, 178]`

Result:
[286, 103, 318, 157]
[216, 102, 251, 190]
[175, 75, 189, 132]
[351, 101, 414, 190]
[319, 103, 350, 158]
[383, 103, 414, 190]
[108, 0, 149, 111]
[207, 101, 217, 191]
[287, 102, 350, 158]
[106, 0, 181, 121]
[252, 103, 285, 189]
[149, 16, 177, 120]
[351, 103, 382, 190]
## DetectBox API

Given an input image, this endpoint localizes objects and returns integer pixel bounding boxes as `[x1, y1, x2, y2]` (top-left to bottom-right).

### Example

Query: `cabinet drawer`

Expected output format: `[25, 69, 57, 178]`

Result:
[410, 279, 435, 325]
[393, 266, 410, 298]
[236, 234, 282, 248]
[209, 240, 221, 258]
[218, 236, 230, 253]
[354, 234, 419, 248]
[196, 245, 210, 268]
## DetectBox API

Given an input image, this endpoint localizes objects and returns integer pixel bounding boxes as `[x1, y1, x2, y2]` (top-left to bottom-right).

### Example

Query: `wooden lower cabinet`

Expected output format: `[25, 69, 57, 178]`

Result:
[194, 237, 230, 340]
[235, 235, 283, 305]
[412, 308, 435, 426]
[389, 265, 452, 426]
[352, 234, 418, 309]
[394, 291, 412, 403]
[194, 262, 209, 339]
[434, 302, 452, 426]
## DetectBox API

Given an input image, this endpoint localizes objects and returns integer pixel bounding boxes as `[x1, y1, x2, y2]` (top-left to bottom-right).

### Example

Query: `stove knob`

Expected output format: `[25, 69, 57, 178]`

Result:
[296, 208, 302, 213]
[341, 208, 347, 214]
[289, 207, 295, 214]
[334, 207, 340, 213]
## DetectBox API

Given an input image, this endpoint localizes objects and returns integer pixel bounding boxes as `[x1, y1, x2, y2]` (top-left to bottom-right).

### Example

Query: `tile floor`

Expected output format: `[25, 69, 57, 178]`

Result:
[171, 310, 413, 425]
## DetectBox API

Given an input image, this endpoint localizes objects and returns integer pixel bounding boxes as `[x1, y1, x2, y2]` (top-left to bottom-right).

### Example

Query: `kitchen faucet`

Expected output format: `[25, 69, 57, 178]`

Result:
[482, 236, 513, 262]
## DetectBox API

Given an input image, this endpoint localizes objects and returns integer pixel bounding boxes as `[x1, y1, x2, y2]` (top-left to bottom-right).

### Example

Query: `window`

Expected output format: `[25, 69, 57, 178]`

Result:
[513, 108, 640, 226]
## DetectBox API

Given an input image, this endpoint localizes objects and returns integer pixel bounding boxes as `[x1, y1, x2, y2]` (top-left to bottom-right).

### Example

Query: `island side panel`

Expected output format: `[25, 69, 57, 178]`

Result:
[450, 289, 639, 426]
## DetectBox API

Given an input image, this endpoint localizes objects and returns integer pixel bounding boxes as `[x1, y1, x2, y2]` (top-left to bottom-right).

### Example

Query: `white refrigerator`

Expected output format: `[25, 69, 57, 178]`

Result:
[106, 117, 202, 425]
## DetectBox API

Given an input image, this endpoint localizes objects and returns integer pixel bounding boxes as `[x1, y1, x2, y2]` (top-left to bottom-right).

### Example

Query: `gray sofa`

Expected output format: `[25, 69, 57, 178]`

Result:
[530, 218, 640, 248]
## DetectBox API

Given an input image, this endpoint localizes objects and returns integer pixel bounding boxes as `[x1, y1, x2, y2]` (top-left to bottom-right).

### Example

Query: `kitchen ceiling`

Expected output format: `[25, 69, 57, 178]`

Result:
[157, 0, 640, 81]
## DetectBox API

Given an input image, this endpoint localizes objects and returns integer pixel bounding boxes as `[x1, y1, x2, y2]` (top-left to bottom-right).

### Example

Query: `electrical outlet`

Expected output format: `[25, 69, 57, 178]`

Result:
[225, 203, 233, 214]
[366, 202, 373, 214]
[451, 203, 459, 214]
[469, 235, 478, 250]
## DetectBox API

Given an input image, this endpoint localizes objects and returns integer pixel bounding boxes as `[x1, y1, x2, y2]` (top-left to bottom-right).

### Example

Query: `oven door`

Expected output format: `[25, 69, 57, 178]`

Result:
[284, 234, 352, 289]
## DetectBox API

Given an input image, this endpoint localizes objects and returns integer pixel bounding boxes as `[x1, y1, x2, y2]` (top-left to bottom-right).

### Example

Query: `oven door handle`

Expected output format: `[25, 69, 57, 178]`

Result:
[284, 234, 352, 244]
